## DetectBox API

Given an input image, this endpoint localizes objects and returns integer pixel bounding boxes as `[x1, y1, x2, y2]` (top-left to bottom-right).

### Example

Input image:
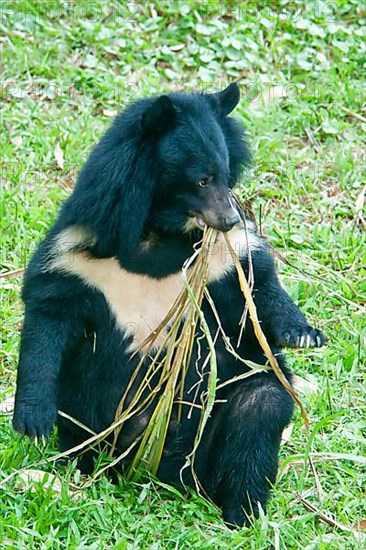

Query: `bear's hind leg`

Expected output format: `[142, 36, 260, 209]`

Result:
[196, 372, 294, 528]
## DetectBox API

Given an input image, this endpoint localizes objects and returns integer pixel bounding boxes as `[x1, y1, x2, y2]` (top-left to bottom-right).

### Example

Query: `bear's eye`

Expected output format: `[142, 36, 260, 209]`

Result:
[197, 177, 211, 188]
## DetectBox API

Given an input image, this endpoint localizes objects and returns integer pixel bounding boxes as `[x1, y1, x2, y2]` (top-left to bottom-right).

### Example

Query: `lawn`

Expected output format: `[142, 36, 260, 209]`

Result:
[1, 1, 365, 548]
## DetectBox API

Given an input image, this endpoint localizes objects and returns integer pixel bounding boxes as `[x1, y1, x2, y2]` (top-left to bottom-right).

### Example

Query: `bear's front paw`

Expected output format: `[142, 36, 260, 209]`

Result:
[13, 401, 57, 439]
[278, 326, 326, 349]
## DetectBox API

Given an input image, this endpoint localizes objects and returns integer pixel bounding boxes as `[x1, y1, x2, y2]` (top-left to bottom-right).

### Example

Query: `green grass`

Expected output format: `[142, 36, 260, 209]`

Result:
[1, 0, 365, 548]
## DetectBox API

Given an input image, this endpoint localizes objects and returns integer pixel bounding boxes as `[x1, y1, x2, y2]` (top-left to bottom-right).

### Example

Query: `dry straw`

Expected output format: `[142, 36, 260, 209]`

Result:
[107, 200, 308, 487]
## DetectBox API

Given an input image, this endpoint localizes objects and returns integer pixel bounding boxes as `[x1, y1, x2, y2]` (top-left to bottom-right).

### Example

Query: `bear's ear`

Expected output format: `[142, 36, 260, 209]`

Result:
[210, 83, 240, 116]
[141, 95, 176, 134]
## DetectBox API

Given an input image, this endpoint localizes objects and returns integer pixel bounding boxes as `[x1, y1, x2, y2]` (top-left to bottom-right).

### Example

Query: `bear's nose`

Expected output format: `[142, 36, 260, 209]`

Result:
[220, 211, 241, 231]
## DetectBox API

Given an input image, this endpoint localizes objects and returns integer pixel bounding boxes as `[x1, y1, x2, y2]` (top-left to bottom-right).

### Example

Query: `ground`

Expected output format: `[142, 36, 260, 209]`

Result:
[0, 1, 365, 548]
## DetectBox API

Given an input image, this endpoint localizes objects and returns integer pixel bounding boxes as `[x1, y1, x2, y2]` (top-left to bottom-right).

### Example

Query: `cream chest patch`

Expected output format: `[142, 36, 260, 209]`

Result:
[48, 225, 262, 351]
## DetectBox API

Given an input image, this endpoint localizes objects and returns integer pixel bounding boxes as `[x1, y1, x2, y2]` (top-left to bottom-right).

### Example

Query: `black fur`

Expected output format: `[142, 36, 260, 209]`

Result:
[13, 84, 325, 528]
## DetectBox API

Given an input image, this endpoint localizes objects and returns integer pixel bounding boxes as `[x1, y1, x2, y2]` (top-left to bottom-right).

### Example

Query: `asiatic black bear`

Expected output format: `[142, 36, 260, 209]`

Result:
[13, 84, 325, 527]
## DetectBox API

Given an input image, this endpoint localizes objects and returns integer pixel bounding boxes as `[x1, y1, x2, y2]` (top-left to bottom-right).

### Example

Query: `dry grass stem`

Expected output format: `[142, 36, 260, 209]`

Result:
[223, 232, 310, 435]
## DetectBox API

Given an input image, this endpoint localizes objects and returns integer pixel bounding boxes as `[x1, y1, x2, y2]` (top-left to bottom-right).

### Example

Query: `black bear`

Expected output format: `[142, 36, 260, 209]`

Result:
[13, 83, 325, 527]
